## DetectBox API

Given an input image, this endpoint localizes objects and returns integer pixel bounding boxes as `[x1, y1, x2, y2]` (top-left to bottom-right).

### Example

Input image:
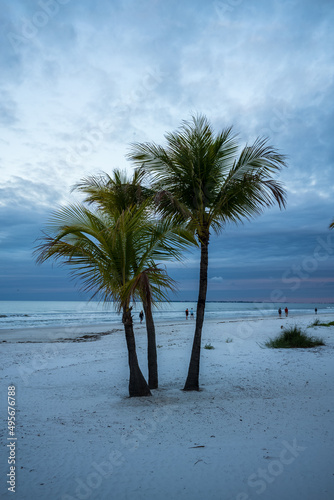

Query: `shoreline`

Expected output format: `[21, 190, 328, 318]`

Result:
[0, 312, 331, 343]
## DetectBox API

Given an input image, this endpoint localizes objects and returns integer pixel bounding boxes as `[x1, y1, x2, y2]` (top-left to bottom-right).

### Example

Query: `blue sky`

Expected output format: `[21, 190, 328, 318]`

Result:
[0, 0, 333, 302]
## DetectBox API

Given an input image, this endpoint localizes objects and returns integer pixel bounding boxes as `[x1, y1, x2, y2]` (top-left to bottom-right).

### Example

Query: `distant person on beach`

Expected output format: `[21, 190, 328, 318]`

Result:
[278, 307, 282, 318]
[315, 307, 317, 314]
[185, 308, 189, 319]
[285, 307, 288, 317]
[139, 310, 144, 323]
[190, 308, 194, 318]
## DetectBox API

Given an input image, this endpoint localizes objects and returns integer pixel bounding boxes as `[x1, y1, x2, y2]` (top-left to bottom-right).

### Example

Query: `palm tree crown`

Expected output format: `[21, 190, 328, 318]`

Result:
[73, 168, 152, 215]
[128, 115, 287, 239]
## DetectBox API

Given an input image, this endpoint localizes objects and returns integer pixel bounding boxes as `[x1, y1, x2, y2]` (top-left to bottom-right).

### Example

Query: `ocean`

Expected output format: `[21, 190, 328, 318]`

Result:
[0, 301, 333, 330]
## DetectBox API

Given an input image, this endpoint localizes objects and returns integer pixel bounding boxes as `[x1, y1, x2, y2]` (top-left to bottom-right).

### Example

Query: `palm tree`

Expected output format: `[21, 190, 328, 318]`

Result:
[73, 170, 195, 389]
[330, 220, 334, 229]
[35, 194, 194, 395]
[35, 203, 152, 396]
[128, 114, 288, 391]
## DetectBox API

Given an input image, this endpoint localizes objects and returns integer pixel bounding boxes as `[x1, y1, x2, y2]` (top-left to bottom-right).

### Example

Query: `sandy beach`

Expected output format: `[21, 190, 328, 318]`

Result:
[1, 314, 333, 499]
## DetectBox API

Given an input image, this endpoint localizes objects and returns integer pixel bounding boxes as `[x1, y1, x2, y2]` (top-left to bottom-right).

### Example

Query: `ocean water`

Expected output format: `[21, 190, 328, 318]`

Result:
[0, 301, 333, 330]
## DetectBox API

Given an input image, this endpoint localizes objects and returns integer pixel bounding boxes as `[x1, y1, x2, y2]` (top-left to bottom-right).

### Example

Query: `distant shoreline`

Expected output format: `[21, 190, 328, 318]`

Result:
[0, 299, 333, 304]
[1, 301, 332, 333]
[1, 313, 333, 343]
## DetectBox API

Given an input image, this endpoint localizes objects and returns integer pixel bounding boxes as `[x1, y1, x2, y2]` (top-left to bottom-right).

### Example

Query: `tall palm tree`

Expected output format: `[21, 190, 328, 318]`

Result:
[128, 114, 288, 391]
[73, 170, 195, 389]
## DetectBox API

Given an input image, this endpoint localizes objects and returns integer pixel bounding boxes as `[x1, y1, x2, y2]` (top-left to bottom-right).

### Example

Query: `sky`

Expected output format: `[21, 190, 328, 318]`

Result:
[0, 0, 333, 303]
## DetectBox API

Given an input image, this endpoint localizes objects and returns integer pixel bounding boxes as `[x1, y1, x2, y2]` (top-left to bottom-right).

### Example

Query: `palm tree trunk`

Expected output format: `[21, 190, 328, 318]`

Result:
[183, 236, 209, 391]
[122, 306, 151, 397]
[143, 300, 158, 389]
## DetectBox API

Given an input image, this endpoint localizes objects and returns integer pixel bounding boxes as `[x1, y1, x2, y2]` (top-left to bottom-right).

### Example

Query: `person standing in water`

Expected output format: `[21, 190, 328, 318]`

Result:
[139, 310, 144, 323]
[185, 308, 189, 319]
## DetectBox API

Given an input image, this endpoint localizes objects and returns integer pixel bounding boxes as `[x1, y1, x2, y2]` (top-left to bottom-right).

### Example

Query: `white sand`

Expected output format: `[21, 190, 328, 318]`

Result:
[1, 314, 333, 499]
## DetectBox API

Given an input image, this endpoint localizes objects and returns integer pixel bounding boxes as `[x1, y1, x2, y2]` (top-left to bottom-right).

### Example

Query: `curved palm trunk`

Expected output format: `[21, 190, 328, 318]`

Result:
[122, 306, 151, 397]
[143, 300, 158, 389]
[183, 237, 209, 391]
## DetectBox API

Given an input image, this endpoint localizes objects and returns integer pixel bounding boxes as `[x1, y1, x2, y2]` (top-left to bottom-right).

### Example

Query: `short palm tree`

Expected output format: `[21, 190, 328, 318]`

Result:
[35, 192, 194, 395]
[128, 114, 288, 391]
[35, 204, 152, 396]
[73, 169, 195, 389]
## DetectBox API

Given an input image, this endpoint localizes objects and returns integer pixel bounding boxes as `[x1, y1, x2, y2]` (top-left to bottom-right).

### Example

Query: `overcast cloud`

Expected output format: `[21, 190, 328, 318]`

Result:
[0, 0, 333, 302]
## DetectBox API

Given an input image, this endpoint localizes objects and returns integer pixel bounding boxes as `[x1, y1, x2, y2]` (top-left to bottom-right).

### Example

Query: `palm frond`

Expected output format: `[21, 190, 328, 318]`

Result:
[122, 265, 177, 307]
[73, 169, 153, 215]
[128, 115, 287, 240]
[35, 190, 191, 310]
